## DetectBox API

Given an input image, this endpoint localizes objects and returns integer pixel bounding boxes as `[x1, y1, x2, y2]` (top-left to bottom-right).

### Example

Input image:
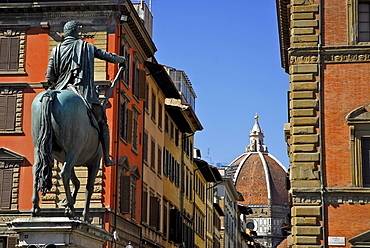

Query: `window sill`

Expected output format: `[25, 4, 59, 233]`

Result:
[0, 130, 24, 135]
[0, 71, 26, 75]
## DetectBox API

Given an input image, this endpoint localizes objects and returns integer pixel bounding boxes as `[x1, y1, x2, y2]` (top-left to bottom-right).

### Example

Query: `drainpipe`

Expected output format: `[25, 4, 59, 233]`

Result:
[318, 0, 327, 247]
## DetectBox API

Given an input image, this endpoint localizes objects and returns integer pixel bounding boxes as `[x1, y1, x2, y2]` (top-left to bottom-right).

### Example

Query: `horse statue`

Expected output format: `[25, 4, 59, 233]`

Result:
[31, 89, 102, 222]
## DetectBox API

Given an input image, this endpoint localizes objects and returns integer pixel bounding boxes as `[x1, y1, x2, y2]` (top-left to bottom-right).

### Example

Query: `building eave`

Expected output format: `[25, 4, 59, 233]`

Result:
[276, 0, 290, 73]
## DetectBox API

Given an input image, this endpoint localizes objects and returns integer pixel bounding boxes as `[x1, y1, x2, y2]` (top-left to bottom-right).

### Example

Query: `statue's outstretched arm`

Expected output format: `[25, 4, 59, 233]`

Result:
[94, 47, 126, 65]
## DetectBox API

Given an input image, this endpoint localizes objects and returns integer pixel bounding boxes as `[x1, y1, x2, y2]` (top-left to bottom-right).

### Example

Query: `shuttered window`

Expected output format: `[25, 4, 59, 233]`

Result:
[138, 69, 146, 101]
[143, 130, 148, 164]
[0, 95, 16, 131]
[119, 99, 128, 142]
[120, 175, 131, 214]
[169, 208, 183, 244]
[150, 138, 155, 170]
[157, 146, 162, 176]
[132, 110, 138, 152]
[142, 190, 148, 223]
[7, 237, 17, 248]
[0, 169, 13, 209]
[0, 36, 20, 71]
[149, 196, 159, 228]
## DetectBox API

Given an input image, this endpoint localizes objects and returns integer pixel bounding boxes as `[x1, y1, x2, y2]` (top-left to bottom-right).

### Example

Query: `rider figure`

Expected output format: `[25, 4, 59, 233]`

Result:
[46, 21, 125, 167]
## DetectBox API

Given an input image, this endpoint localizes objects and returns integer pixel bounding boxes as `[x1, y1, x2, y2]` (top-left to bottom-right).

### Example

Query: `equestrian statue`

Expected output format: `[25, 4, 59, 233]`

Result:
[31, 21, 125, 222]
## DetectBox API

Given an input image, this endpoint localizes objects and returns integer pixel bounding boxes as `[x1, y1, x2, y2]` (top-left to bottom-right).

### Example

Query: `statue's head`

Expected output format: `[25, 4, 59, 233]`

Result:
[64, 21, 79, 38]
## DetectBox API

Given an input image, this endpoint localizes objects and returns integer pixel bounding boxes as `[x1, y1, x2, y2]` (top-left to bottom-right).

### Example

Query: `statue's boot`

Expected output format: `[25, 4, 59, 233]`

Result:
[99, 122, 116, 167]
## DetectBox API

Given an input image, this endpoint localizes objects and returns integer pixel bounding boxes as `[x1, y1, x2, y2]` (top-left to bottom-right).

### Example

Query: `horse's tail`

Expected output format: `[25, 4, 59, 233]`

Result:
[35, 90, 55, 195]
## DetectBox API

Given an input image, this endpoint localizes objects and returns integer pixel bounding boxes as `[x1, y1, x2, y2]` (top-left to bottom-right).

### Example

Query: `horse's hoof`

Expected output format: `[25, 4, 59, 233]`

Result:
[31, 207, 41, 217]
[64, 206, 75, 218]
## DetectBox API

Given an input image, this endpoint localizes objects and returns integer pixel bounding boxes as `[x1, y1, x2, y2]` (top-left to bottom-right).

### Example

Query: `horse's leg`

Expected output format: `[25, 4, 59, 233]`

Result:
[31, 150, 41, 217]
[70, 168, 80, 206]
[83, 157, 100, 223]
[60, 155, 76, 217]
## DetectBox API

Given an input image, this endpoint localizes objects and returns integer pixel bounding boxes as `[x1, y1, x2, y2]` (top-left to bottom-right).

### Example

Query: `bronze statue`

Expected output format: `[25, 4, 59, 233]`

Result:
[46, 21, 125, 167]
[31, 21, 125, 221]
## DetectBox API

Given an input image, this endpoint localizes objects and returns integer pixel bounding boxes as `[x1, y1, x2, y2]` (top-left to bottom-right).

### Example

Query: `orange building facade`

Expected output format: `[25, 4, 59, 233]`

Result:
[0, 1, 155, 247]
[277, 0, 370, 247]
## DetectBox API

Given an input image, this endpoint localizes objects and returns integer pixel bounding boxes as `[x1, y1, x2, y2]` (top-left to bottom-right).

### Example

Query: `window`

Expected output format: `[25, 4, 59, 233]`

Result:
[151, 138, 156, 171]
[120, 164, 140, 218]
[163, 201, 168, 238]
[142, 188, 148, 223]
[170, 122, 174, 141]
[346, 106, 370, 187]
[359, 2, 370, 41]
[151, 92, 156, 122]
[0, 87, 23, 133]
[144, 83, 149, 111]
[132, 109, 139, 152]
[158, 102, 163, 130]
[0, 236, 17, 248]
[0, 148, 22, 210]
[0, 29, 25, 73]
[143, 130, 148, 164]
[120, 44, 130, 87]
[157, 146, 162, 176]
[362, 137, 370, 186]
[0, 95, 16, 132]
[348, 0, 370, 43]
[165, 114, 169, 133]
[132, 59, 146, 100]
[119, 94, 131, 142]
[149, 194, 160, 229]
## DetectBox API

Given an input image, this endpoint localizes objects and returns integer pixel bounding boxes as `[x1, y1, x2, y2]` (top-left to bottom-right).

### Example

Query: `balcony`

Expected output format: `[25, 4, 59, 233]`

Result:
[164, 67, 196, 110]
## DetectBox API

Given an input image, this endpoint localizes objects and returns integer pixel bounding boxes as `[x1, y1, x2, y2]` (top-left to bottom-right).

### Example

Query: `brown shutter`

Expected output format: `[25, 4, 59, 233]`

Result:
[138, 69, 146, 101]
[6, 95, 16, 130]
[142, 191, 148, 223]
[0, 37, 9, 70]
[7, 236, 17, 248]
[150, 196, 158, 228]
[9, 37, 19, 71]
[0, 96, 16, 131]
[120, 175, 131, 214]
[0, 96, 6, 130]
[127, 109, 133, 143]
[0, 169, 12, 209]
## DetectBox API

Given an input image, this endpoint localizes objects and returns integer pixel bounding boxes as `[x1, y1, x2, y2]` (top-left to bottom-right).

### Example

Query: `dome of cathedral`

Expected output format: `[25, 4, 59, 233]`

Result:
[226, 115, 288, 206]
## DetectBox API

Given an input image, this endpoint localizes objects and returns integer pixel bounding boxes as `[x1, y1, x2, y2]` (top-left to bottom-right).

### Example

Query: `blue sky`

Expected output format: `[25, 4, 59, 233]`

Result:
[150, 0, 290, 168]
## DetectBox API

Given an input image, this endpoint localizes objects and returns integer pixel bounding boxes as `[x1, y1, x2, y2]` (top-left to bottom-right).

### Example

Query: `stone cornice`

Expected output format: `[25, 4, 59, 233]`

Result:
[0, 1, 126, 12]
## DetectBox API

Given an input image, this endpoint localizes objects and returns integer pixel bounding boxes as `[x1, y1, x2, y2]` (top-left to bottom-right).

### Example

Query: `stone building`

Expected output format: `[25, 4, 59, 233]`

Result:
[277, 0, 370, 247]
[226, 116, 289, 248]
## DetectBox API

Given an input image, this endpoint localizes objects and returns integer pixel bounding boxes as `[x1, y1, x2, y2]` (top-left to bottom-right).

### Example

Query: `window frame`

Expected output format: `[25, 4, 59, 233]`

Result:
[346, 105, 370, 187]
[0, 87, 24, 134]
[348, 0, 370, 44]
[0, 29, 26, 74]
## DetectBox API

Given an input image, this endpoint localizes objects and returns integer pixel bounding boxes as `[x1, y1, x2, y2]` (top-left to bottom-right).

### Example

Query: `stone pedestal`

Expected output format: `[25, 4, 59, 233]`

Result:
[7, 217, 112, 248]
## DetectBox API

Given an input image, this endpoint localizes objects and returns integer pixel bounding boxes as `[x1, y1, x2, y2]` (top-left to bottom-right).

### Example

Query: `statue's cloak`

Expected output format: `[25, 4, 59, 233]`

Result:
[46, 37, 99, 108]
